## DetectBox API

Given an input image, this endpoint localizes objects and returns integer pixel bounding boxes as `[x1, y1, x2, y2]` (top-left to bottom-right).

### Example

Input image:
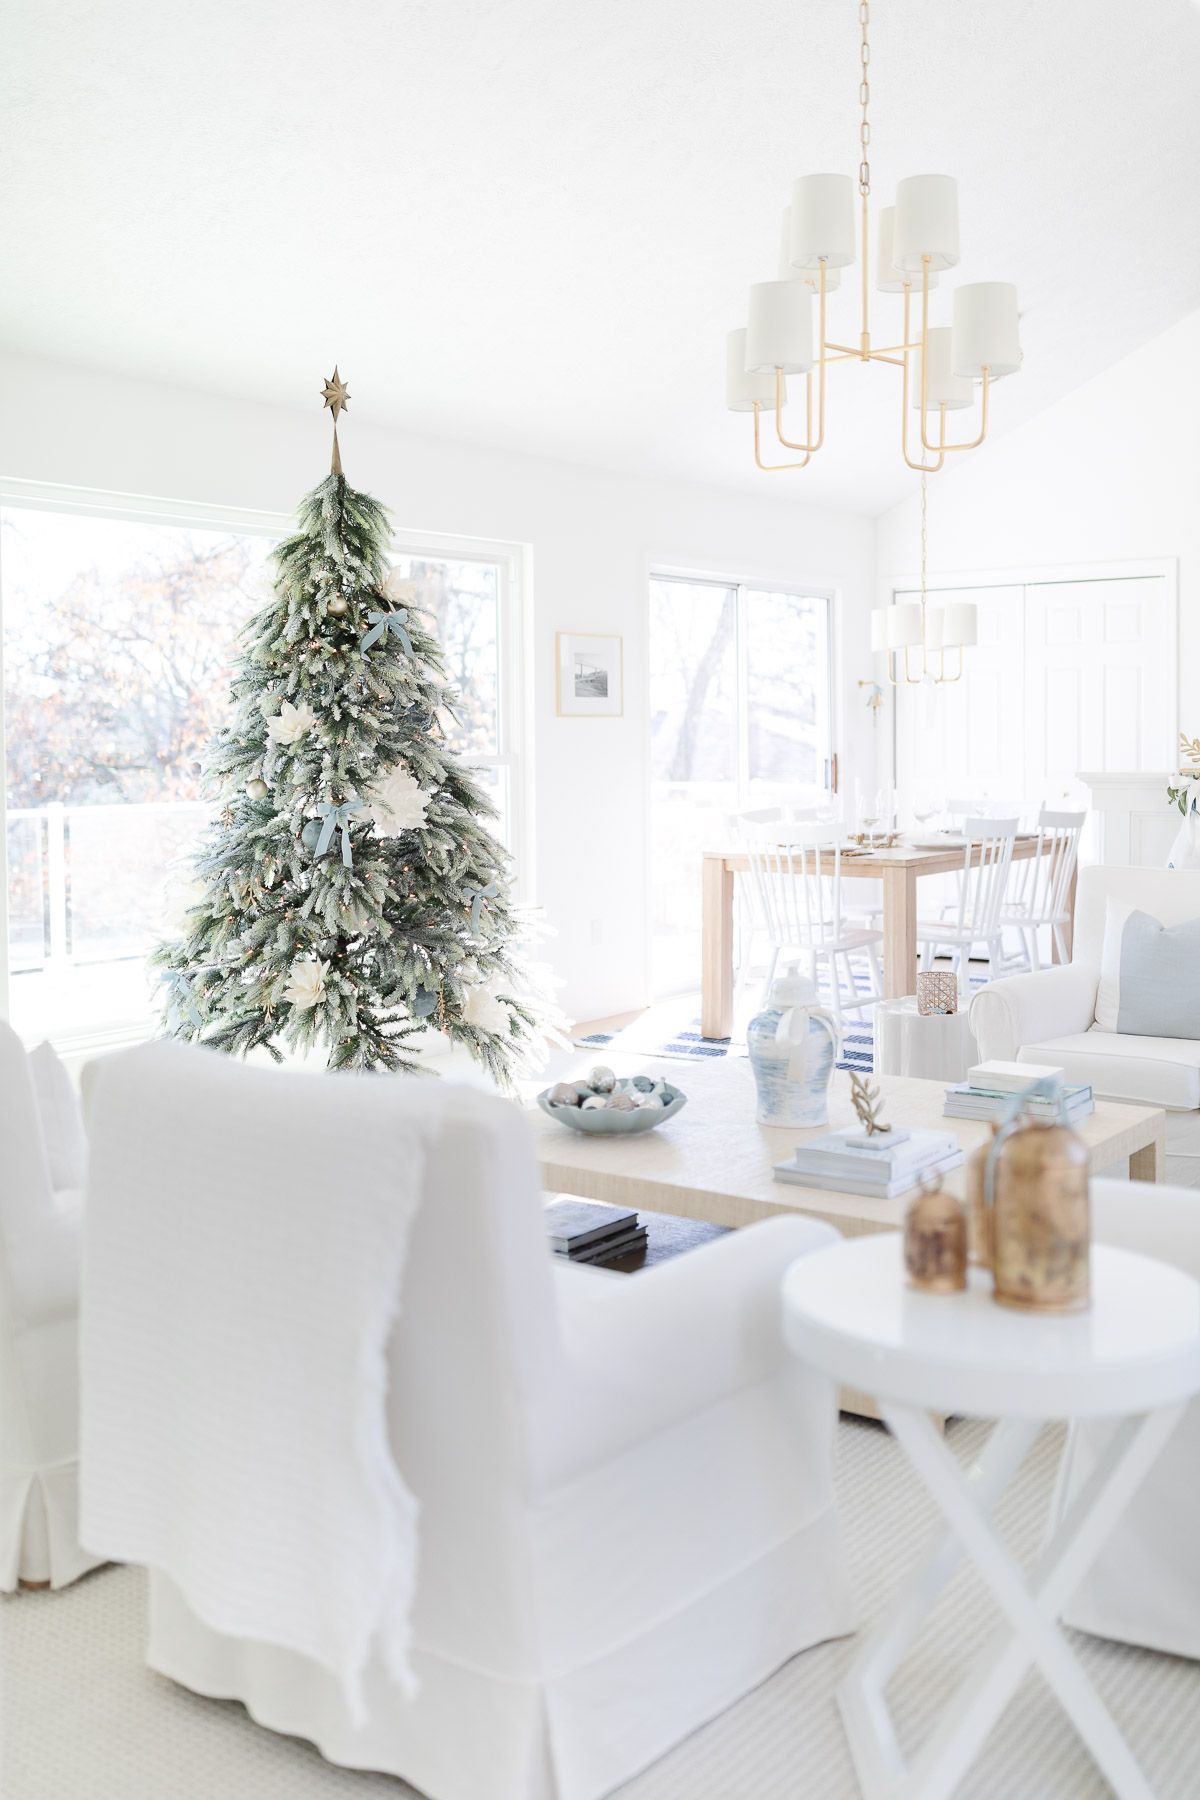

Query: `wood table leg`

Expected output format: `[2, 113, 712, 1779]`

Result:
[700, 855, 736, 1039]
[1130, 1125, 1165, 1185]
[882, 864, 919, 1000]
[1054, 863, 1079, 965]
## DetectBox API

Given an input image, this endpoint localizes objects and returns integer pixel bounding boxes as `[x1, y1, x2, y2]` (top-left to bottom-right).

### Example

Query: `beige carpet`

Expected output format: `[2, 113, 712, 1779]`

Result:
[3, 1417, 1198, 1800]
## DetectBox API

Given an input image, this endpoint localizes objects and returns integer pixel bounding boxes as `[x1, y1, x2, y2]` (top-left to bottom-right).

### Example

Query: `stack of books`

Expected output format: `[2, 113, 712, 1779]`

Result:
[544, 1198, 648, 1265]
[944, 1059, 1094, 1126]
[773, 1127, 964, 1199]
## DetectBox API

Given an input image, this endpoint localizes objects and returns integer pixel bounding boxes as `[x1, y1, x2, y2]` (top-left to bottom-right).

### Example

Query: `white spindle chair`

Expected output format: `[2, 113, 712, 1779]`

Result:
[997, 807, 1085, 972]
[916, 817, 1017, 994]
[740, 819, 884, 1038]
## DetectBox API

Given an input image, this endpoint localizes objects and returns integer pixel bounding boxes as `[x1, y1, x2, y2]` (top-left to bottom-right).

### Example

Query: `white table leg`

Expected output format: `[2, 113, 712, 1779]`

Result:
[837, 1417, 1041, 1794]
[838, 1401, 1186, 1800]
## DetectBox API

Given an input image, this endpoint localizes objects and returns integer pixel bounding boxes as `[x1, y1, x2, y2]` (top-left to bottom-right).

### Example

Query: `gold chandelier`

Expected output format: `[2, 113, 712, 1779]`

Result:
[726, 1, 1023, 684]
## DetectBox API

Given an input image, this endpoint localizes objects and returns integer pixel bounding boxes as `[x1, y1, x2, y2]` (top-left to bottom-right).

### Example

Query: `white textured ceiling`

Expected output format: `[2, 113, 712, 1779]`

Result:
[4, 0, 1200, 514]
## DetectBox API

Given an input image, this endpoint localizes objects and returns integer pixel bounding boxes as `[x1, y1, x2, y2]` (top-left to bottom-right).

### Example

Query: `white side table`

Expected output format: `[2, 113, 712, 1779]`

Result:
[872, 997, 975, 1083]
[782, 1235, 1200, 1800]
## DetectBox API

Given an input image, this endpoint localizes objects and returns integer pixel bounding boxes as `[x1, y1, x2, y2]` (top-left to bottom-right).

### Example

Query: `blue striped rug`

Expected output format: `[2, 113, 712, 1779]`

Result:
[577, 971, 986, 1075]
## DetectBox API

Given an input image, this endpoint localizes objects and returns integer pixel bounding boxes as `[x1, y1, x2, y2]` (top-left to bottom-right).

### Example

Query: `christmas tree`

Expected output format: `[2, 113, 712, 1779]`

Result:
[152, 371, 551, 1085]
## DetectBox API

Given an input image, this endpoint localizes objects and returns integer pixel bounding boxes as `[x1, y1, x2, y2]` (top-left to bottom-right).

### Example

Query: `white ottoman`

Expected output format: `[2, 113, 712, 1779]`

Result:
[873, 996, 976, 1083]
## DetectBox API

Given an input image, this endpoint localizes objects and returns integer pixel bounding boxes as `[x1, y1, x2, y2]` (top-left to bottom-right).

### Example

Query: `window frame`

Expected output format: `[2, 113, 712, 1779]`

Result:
[0, 478, 529, 1042]
[647, 568, 837, 804]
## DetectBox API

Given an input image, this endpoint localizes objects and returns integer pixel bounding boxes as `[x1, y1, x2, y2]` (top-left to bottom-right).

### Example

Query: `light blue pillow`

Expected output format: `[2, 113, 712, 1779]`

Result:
[1115, 910, 1200, 1040]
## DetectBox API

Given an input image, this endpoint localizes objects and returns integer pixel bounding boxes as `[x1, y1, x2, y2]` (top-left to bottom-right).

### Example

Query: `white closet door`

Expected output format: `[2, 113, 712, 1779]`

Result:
[893, 585, 1025, 813]
[1024, 576, 1174, 810]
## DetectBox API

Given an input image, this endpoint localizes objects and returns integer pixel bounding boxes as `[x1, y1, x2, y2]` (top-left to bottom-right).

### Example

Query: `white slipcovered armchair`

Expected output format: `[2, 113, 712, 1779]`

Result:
[0, 1021, 104, 1590]
[82, 1044, 854, 1800]
[971, 865, 1200, 1187]
[1052, 1177, 1200, 1658]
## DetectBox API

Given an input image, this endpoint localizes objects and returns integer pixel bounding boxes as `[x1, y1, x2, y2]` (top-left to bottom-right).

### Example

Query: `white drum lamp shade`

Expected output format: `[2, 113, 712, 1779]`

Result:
[889, 602, 924, 648]
[779, 209, 841, 288]
[789, 174, 856, 269]
[924, 609, 944, 650]
[939, 601, 978, 647]
[910, 326, 973, 410]
[876, 206, 938, 294]
[951, 283, 1022, 378]
[745, 282, 814, 374]
[726, 330, 779, 411]
[892, 174, 960, 272]
[873, 602, 924, 650]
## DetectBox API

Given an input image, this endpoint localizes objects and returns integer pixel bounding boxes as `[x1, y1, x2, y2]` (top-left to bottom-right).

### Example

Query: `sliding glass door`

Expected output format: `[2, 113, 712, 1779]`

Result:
[649, 573, 832, 998]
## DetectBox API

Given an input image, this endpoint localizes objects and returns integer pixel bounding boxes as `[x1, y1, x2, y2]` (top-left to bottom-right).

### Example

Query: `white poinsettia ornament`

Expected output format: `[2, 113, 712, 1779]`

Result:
[366, 765, 433, 837]
[267, 699, 316, 746]
[283, 957, 329, 1012]
[463, 975, 512, 1036]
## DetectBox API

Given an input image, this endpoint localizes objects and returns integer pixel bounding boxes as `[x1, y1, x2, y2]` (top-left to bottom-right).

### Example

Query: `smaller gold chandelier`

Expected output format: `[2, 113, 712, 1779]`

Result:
[871, 473, 976, 686]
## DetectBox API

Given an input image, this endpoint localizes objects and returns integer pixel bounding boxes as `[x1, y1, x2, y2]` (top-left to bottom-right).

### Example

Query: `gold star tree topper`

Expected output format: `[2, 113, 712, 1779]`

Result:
[321, 367, 350, 474]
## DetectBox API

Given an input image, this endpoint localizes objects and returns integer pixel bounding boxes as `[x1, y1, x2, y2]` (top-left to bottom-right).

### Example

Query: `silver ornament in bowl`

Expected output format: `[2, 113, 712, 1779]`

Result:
[587, 1065, 616, 1093]
[537, 1075, 687, 1136]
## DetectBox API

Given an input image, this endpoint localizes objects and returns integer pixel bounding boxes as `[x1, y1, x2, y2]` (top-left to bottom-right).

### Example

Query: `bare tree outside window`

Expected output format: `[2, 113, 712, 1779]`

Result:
[649, 575, 832, 999]
[2, 511, 510, 1041]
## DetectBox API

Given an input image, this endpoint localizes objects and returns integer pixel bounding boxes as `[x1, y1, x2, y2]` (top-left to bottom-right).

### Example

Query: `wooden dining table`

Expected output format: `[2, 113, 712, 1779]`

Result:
[700, 837, 1075, 1039]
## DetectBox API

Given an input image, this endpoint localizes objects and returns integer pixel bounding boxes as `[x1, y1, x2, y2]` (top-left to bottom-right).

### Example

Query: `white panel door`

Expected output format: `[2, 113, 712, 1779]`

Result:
[893, 585, 1025, 816]
[1024, 577, 1174, 810]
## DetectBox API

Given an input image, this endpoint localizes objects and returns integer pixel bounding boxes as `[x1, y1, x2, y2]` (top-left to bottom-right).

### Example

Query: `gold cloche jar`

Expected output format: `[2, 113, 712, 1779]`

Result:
[988, 1090, 1090, 1314]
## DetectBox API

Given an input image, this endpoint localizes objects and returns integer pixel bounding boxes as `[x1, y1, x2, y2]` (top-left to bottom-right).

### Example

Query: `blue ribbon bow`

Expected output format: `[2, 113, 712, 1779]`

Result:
[461, 880, 500, 936]
[160, 969, 203, 1030]
[361, 608, 414, 656]
[315, 799, 362, 867]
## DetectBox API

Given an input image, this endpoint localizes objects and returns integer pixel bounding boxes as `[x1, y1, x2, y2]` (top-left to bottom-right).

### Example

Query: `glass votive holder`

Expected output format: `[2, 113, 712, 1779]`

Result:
[916, 969, 958, 1015]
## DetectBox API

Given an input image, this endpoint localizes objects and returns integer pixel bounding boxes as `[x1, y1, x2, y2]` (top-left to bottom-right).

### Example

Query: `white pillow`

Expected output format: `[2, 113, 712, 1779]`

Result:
[28, 1040, 88, 1191]
[1167, 806, 1200, 870]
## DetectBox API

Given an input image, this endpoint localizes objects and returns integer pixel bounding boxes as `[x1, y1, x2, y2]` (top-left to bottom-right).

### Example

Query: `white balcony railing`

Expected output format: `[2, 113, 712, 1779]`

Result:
[7, 799, 210, 973]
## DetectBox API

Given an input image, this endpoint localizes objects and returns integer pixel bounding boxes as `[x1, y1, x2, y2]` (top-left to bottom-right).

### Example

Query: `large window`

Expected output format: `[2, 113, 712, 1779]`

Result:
[1, 495, 524, 1047]
[649, 573, 833, 997]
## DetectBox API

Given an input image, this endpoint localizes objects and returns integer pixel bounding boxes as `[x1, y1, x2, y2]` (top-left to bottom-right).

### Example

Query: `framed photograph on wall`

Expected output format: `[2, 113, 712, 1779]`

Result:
[556, 632, 623, 717]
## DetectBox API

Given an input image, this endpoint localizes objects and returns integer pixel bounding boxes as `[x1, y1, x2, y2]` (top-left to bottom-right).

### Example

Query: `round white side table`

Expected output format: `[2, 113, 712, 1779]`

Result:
[872, 997, 976, 1083]
[782, 1234, 1200, 1800]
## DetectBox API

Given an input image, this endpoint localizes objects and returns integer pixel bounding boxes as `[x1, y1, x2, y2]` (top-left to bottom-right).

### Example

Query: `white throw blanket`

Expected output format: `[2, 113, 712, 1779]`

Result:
[80, 1040, 432, 1720]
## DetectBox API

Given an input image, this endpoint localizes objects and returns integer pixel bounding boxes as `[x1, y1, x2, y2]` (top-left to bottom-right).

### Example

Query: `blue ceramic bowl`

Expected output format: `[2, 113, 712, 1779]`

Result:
[537, 1079, 688, 1135]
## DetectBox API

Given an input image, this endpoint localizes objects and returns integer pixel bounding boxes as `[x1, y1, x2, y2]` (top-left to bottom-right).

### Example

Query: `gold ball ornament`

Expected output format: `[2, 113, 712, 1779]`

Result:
[246, 777, 269, 801]
[327, 595, 349, 616]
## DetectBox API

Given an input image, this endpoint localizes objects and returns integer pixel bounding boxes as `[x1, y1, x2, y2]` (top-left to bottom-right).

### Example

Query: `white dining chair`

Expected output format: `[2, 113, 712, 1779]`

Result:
[916, 817, 1017, 994]
[740, 818, 884, 1038]
[728, 803, 839, 1000]
[999, 808, 1085, 972]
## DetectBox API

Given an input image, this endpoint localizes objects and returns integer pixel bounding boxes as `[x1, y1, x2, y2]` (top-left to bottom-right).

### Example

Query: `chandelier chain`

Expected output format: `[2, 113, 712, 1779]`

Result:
[858, 1, 871, 197]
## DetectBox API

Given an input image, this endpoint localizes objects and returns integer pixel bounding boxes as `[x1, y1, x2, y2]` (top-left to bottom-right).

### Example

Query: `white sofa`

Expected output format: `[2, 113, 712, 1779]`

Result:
[1053, 1177, 1200, 1659]
[81, 1043, 854, 1800]
[0, 1022, 104, 1591]
[971, 865, 1200, 1188]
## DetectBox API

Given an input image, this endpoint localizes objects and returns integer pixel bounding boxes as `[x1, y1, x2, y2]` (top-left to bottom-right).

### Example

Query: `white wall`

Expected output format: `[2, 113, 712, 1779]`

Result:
[877, 308, 1200, 746]
[0, 353, 876, 1023]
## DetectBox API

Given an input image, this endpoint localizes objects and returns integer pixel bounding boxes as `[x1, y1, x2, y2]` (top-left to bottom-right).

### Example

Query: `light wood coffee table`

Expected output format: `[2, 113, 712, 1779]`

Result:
[531, 1060, 1164, 1424]
[530, 1058, 1166, 1245]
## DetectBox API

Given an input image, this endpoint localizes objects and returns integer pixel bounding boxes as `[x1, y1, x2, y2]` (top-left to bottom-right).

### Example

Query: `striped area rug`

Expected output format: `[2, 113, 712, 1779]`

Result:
[578, 969, 986, 1074]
